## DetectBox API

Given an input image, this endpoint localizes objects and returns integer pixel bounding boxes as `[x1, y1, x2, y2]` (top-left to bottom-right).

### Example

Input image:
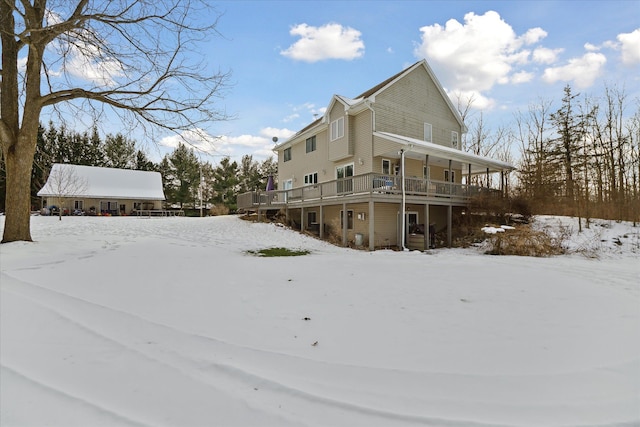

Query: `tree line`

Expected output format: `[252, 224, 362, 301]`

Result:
[461, 83, 639, 224]
[0, 122, 277, 213]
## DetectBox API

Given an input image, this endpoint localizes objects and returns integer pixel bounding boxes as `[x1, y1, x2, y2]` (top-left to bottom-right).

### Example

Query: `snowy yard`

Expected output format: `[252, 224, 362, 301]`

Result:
[1, 215, 638, 426]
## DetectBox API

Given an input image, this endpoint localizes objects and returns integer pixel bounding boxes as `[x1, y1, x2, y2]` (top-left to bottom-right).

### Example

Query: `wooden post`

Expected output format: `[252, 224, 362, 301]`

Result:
[342, 203, 348, 247]
[448, 159, 453, 195]
[424, 203, 430, 250]
[369, 200, 375, 251]
[300, 207, 305, 231]
[447, 204, 452, 248]
[319, 204, 324, 239]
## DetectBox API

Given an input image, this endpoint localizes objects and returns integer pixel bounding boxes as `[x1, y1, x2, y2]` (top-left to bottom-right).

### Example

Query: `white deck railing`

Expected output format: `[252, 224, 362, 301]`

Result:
[237, 172, 499, 210]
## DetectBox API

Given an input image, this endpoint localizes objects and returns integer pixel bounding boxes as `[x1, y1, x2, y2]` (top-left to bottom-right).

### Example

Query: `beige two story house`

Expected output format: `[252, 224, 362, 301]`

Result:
[238, 60, 515, 250]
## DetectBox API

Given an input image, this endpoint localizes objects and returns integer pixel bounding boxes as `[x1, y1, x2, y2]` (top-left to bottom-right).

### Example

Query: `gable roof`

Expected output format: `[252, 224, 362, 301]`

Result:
[276, 59, 467, 151]
[37, 164, 165, 200]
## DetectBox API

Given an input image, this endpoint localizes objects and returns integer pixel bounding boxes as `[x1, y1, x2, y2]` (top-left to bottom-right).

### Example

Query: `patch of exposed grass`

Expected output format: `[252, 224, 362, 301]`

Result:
[247, 247, 310, 257]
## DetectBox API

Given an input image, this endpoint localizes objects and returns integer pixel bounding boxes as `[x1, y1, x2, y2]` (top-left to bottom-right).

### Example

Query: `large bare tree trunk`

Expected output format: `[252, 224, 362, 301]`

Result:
[3, 132, 38, 242]
[1, 1, 44, 242]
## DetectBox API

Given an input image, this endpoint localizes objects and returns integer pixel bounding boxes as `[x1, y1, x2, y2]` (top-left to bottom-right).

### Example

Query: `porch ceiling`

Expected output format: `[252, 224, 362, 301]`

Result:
[374, 131, 515, 174]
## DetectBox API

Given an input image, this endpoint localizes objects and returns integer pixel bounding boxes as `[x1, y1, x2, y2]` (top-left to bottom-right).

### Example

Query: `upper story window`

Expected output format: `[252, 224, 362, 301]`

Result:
[304, 172, 318, 185]
[424, 123, 432, 143]
[330, 117, 344, 141]
[451, 131, 459, 149]
[284, 147, 292, 162]
[306, 135, 316, 153]
[444, 170, 455, 183]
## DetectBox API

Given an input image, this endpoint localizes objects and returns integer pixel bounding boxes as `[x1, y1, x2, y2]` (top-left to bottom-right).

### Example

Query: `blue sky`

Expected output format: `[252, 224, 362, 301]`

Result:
[43, 1, 640, 164]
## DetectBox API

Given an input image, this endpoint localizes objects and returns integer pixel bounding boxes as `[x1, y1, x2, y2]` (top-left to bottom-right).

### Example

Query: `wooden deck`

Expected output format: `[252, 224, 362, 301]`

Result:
[238, 172, 501, 211]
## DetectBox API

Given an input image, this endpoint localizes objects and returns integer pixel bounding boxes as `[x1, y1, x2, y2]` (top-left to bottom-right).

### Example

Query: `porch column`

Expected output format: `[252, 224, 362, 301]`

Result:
[468, 163, 472, 195]
[285, 206, 289, 225]
[369, 200, 375, 251]
[424, 203, 430, 250]
[425, 155, 430, 195]
[501, 171, 505, 196]
[505, 172, 509, 197]
[486, 168, 490, 188]
[319, 205, 324, 239]
[342, 202, 348, 247]
[448, 159, 453, 195]
[300, 207, 305, 231]
[447, 204, 452, 248]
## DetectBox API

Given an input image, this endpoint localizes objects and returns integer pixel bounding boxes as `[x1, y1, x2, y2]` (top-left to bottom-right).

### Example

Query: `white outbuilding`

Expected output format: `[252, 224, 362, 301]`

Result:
[37, 163, 166, 216]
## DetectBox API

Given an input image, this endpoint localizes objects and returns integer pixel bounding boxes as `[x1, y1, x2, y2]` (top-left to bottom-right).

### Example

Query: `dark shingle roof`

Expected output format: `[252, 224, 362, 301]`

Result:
[354, 60, 422, 99]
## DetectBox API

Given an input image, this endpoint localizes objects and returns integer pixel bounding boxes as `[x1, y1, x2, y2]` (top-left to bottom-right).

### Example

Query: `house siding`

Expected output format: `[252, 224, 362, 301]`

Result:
[352, 110, 373, 176]
[278, 127, 330, 188]
[328, 102, 351, 161]
[42, 197, 162, 215]
[373, 66, 462, 149]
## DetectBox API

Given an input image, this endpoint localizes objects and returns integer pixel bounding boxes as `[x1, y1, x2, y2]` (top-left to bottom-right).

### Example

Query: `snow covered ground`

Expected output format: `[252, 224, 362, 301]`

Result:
[1, 214, 638, 427]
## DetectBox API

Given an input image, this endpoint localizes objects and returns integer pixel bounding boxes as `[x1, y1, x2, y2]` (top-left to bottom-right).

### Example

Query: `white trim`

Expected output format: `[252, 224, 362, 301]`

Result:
[330, 117, 344, 141]
[382, 158, 391, 175]
[374, 131, 515, 173]
[424, 123, 432, 143]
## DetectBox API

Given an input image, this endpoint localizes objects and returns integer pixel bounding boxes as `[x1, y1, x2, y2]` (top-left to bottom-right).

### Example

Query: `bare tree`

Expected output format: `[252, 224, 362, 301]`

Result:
[1, 0, 230, 242]
[40, 163, 88, 220]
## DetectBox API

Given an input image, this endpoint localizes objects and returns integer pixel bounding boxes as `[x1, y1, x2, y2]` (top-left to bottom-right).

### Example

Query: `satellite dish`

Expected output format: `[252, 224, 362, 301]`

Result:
[272, 137, 278, 143]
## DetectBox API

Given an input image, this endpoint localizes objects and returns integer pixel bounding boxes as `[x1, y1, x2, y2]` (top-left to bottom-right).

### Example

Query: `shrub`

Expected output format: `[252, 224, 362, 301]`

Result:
[209, 204, 230, 216]
[483, 225, 566, 257]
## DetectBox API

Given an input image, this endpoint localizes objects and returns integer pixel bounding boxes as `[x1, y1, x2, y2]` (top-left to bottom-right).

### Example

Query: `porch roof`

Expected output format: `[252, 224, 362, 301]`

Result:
[374, 132, 516, 174]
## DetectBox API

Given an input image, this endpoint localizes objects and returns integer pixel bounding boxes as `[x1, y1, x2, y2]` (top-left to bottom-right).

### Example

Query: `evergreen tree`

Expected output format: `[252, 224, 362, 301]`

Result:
[135, 150, 157, 172]
[104, 133, 136, 169]
[31, 124, 51, 209]
[238, 155, 262, 193]
[87, 126, 106, 167]
[549, 85, 588, 209]
[164, 143, 200, 208]
[212, 157, 239, 210]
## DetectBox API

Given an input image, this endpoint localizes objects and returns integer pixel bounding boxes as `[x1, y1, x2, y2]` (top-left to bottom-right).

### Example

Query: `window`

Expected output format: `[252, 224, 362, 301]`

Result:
[340, 210, 354, 229]
[336, 163, 354, 193]
[382, 159, 391, 175]
[74, 200, 83, 210]
[305, 136, 316, 153]
[444, 170, 455, 182]
[284, 147, 292, 162]
[423, 165, 430, 179]
[451, 131, 459, 148]
[330, 117, 344, 141]
[424, 123, 432, 143]
[307, 211, 317, 225]
[304, 172, 318, 185]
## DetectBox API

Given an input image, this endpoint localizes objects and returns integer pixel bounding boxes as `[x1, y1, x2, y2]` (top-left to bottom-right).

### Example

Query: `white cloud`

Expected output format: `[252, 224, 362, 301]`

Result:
[414, 11, 550, 108]
[159, 128, 221, 154]
[281, 23, 365, 62]
[209, 127, 296, 159]
[449, 89, 495, 111]
[617, 28, 640, 65]
[532, 47, 563, 64]
[542, 52, 607, 88]
[584, 42, 599, 52]
[511, 71, 534, 84]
